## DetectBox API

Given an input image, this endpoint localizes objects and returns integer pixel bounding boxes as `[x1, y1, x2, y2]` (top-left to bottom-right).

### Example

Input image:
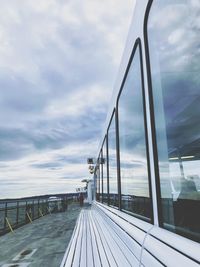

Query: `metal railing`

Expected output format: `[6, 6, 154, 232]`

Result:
[0, 194, 77, 235]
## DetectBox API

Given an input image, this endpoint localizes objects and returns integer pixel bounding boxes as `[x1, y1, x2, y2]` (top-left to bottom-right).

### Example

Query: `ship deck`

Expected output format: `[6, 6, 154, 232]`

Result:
[0, 203, 81, 267]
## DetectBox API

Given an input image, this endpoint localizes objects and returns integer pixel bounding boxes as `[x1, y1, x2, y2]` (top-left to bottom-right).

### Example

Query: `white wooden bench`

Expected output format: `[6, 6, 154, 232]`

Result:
[60, 204, 143, 267]
[61, 203, 200, 267]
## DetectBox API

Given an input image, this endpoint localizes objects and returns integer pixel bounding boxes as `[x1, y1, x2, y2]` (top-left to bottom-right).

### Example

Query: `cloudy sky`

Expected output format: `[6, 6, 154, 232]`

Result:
[0, 0, 134, 199]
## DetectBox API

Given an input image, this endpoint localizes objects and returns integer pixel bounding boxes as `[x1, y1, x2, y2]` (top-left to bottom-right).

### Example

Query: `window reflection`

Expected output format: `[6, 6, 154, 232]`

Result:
[108, 114, 118, 207]
[96, 160, 100, 201]
[102, 140, 108, 204]
[99, 151, 103, 203]
[148, 0, 200, 241]
[118, 46, 152, 220]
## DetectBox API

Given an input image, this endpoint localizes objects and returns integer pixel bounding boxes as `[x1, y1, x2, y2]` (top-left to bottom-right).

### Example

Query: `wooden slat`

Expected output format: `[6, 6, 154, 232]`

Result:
[89, 211, 110, 267]
[62, 207, 141, 267]
[93, 209, 140, 266]
[61, 211, 83, 267]
[80, 211, 87, 267]
[86, 212, 95, 267]
[72, 211, 85, 267]
[92, 210, 132, 267]
[141, 249, 164, 267]
[94, 204, 145, 245]
[89, 210, 118, 267]
[87, 211, 102, 267]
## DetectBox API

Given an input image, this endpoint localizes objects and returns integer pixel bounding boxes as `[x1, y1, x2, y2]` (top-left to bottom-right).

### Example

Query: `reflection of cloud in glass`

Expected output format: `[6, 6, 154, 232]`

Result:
[148, 1, 200, 200]
[118, 47, 150, 198]
[149, 2, 200, 72]
[102, 140, 108, 195]
[108, 115, 118, 195]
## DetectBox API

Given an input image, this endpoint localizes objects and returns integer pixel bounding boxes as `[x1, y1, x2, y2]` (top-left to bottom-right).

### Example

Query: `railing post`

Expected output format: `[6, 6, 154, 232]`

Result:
[46, 199, 48, 215]
[66, 196, 68, 211]
[32, 200, 34, 220]
[4, 202, 7, 230]
[25, 201, 28, 223]
[38, 199, 40, 218]
[16, 201, 19, 226]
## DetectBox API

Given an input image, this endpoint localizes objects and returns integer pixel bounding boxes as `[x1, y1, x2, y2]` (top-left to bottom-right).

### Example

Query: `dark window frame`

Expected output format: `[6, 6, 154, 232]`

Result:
[100, 149, 103, 203]
[107, 109, 120, 209]
[96, 154, 101, 202]
[106, 134, 110, 205]
[143, 0, 164, 228]
[102, 136, 109, 204]
[115, 38, 153, 223]
[144, 0, 163, 227]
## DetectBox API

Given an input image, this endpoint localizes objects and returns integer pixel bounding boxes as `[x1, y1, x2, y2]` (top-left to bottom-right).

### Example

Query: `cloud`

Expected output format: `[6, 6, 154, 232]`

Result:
[0, 0, 133, 198]
[31, 162, 62, 169]
[45, 84, 110, 118]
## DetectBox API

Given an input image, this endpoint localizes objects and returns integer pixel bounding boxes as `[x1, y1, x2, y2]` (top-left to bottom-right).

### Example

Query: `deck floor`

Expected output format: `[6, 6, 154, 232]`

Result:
[0, 203, 81, 267]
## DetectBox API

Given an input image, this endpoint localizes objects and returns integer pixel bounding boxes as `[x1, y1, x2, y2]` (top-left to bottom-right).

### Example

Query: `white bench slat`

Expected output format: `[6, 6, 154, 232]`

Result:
[80, 211, 87, 267]
[89, 210, 118, 267]
[72, 211, 85, 267]
[85, 212, 95, 267]
[94, 208, 140, 266]
[140, 249, 163, 267]
[89, 211, 110, 267]
[62, 207, 143, 267]
[92, 210, 133, 267]
[61, 211, 83, 267]
[87, 212, 102, 267]
[94, 204, 144, 259]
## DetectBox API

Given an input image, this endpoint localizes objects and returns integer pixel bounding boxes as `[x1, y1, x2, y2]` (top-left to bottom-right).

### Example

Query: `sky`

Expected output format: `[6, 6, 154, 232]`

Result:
[0, 0, 134, 199]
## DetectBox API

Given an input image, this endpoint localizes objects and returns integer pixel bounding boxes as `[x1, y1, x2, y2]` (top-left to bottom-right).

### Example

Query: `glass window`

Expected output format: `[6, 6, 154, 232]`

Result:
[148, 0, 200, 242]
[118, 45, 152, 220]
[95, 160, 100, 201]
[99, 151, 103, 202]
[108, 113, 118, 207]
[98, 155, 102, 202]
[102, 139, 108, 204]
